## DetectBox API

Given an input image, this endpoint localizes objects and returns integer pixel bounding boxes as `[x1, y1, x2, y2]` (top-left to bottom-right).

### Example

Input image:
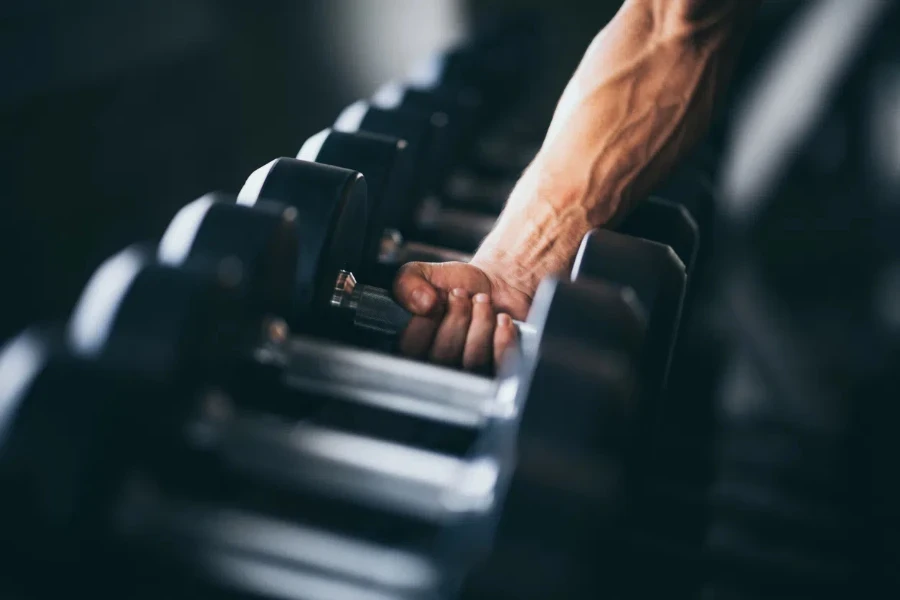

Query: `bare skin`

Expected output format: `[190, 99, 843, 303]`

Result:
[394, 0, 760, 371]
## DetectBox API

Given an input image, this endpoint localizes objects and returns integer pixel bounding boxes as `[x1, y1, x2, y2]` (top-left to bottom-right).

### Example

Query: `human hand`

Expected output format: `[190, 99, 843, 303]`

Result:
[392, 261, 531, 371]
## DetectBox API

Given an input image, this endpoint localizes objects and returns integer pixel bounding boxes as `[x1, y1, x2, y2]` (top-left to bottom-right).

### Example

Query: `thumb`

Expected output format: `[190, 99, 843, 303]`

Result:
[393, 262, 442, 317]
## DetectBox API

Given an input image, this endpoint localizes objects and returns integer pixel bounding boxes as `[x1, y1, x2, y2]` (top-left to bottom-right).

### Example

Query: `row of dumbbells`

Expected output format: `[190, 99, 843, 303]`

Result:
[0, 16, 717, 600]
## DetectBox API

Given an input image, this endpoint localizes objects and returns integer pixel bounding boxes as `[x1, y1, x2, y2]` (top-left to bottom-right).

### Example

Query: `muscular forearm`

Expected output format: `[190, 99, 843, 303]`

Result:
[472, 0, 759, 301]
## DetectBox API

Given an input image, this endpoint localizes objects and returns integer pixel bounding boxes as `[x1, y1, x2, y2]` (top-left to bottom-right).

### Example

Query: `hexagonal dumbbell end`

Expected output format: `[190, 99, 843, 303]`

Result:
[0, 326, 161, 566]
[159, 193, 300, 328]
[69, 244, 244, 382]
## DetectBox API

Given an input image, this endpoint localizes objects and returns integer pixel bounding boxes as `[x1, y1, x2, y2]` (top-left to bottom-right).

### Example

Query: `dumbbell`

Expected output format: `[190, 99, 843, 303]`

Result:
[295, 127, 695, 407]
[65, 249, 492, 597]
[233, 155, 690, 431]
[296, 128, 469, 287]
[334, 98, 524, 237]
[572, 226, 687, 437]
[619, 196, 699, 292]
[3, 128, 670, 600]
[628, 155, 724, 500]
[159, 173, 658, 458]
[183, 143, 686, 480]
[347, 91, 537, 222]
[310, 123, 702, 315]
[370, 81, 481, 166]
[73, 239, 646, 596]
[369, 81, 533, 200]
[333, 96, 538, 244]
[0, 322, 450, 599]
[158, 187, 529, 464]
[297, 128, 491, 294]
[299, 125, 700, 293]
[334, 99, 453, 200]
[334, 26, 554, 233]
[337, 95, 703, 266]
[328, 97, 701, 448]
[560, 227, 696, 598]
[460, 218, 691, 599]
[229, 157, 507, 344]
[234, 156, 688, 381]
[0, 328, 163, 595]
[158, 171, 665, 576]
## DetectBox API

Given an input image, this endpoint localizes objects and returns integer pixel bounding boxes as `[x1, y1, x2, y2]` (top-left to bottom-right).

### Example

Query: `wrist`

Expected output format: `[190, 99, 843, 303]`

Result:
[472, 167, 594, 305]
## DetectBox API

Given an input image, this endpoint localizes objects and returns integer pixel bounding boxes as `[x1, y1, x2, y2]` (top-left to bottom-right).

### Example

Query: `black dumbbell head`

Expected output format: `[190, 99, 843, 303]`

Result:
[68, 245, 243, 381]
[158, 192, 299, 324]
[480, 278, 647, 598]
[516, 276, 647, 458]
[237, 158, 367, 332]
[298, 129, 415, 265]
[372, 81, 482, 154]
[334, 100, 448, 195]
[334, 100, 428, 156]
[572, 230, 687, 418]
[619, 197, 699, 281]
[0, 327, 157, 559]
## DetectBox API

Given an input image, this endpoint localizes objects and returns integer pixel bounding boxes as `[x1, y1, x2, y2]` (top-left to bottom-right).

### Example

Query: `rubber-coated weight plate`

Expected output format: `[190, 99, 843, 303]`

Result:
[0, 326, 163, 564]
[519, 276, 647, 458]
[572, 230, 687, 431]
[471, 277, 647, 600]
[298, 129, 415, 270]
[159, 193, 299, 326]
[237, 158, 367, 332]
[68, 246, 241, 381]
[373, 83, 481, 158]
[335, 100, 446, 199]
[619, 196, 699, 282]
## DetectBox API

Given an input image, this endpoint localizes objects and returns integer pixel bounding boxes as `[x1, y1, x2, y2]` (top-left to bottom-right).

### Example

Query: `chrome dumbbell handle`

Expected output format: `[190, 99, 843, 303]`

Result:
[332, 271, 414, 336]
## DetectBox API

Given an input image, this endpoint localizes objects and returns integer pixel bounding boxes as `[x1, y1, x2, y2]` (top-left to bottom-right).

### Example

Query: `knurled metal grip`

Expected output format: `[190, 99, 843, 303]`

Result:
[351, 284, 413, 336]
[331, 270, 411, 337]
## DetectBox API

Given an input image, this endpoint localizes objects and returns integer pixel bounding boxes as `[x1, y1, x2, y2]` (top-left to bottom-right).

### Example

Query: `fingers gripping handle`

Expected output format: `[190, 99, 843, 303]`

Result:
[332, 270, 533, 340]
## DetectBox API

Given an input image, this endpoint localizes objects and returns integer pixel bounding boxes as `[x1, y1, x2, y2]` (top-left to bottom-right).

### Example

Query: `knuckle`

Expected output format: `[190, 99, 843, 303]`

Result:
[397, 261, 425, 282]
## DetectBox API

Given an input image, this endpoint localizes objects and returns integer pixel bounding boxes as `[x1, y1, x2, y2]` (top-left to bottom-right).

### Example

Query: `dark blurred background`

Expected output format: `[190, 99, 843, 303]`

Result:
[0, 0, 634, 342]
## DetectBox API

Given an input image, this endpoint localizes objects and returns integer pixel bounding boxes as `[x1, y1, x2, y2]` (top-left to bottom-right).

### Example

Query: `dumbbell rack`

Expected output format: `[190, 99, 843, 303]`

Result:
[1, 8, 887, 600]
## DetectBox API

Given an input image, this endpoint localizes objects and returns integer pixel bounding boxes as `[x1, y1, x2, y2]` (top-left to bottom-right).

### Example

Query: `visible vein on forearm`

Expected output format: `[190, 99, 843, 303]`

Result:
[472, 0, 758, 298]
[573, 32, 724, 225]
